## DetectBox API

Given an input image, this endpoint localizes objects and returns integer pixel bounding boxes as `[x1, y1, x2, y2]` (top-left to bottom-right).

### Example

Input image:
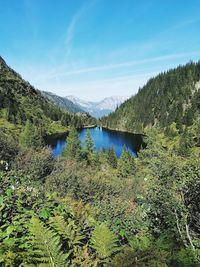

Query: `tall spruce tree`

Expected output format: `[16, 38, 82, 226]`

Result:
[19, 120, 43, 150]
[101, 145, 107, 154]
[118, 146, 135, 178]
[84, 130, 94, 153]
[107, 144, 117, 168]
[62, 127, 81, 160]
[83, 129, 96, 165]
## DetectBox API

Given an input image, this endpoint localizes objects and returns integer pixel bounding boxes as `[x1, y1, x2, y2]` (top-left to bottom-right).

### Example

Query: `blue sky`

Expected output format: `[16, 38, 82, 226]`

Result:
[0, 0, 200, 101]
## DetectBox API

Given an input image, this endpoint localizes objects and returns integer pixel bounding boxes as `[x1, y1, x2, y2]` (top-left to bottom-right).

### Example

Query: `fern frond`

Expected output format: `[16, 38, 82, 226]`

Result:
[49, 216, 84, 249]
[28, 217, 69, 267]
[90, 223, 119, 259]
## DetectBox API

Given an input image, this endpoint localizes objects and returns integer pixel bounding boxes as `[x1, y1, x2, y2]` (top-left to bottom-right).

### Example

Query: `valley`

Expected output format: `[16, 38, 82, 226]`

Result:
[1, 57, 200, 266]
[1, 1, 200, 265]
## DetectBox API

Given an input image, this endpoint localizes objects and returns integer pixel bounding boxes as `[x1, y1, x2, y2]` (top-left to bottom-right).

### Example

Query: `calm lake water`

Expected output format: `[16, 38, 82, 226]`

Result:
[46, 127, 143, 158]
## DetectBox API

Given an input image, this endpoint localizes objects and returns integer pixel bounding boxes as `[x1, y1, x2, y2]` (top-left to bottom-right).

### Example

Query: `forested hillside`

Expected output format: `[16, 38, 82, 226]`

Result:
[101, 61, 200, 133]
[0, 56, 95, 135]
[42, 91, 84, 113]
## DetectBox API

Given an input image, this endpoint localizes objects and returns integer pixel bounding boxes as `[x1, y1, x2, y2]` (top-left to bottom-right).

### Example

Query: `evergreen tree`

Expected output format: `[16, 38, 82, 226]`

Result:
[107, 145, 117, 168]
[118, 146, 135, 178]
[62, 127, 81, 160]
[177, 129, 194, 157]
[101, 145, 107, 154]
[19, 120, 43, 150]
[83, 130, 94, 153]
[193, 117, 200, 145]
[83, 130, 98, 166]
[99, 145, 107, 165]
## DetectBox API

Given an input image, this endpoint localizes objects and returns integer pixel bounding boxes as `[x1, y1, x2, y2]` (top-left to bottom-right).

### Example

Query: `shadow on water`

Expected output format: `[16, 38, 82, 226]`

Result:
[45, 127, 144, 158]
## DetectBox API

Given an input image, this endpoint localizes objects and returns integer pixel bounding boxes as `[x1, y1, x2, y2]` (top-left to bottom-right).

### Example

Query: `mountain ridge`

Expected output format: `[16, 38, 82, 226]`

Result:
[66, 95, 129, 118]
[41, 91, 84, 113]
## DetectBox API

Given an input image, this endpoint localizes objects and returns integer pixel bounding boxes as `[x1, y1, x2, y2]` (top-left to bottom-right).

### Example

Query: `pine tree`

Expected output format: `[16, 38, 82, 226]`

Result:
[193, 117, 200, 145]
[101, 145, 107, 154]
[62, 127, 81, 160]
[83, 130, 99, 166]
[84, 130, 94, 153]
[107, 145, 117, 168]
[118, 146, 135, 178]
[177, 129, 194, 157]
[19, 120, 43, 150]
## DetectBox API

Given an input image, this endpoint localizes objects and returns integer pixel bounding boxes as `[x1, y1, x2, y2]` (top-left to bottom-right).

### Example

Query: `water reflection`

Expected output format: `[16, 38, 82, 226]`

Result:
[47, 127, 143, 158]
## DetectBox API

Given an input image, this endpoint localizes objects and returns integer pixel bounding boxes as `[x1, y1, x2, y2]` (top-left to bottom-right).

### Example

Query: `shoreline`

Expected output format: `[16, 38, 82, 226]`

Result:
[81, 124, 97, 129]
[45, 124, 97, 139]
[101, 125, 145, 136]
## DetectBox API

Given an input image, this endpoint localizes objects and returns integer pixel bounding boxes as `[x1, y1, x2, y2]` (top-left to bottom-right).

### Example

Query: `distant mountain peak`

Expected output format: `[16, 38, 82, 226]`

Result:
[65, 95, 129, 118]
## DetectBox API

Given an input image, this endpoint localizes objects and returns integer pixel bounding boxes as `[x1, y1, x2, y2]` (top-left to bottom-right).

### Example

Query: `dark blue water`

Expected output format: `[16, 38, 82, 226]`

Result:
[47, 127, 143, 158]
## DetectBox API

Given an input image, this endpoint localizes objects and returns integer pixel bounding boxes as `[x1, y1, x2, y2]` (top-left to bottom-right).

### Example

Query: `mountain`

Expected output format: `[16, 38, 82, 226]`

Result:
[101, 61, 200, 133]
[66, 95, 129, 118]
[0, 56, 59, 127]
[0, 56, 95, 134]
[42, 91, 84, 113]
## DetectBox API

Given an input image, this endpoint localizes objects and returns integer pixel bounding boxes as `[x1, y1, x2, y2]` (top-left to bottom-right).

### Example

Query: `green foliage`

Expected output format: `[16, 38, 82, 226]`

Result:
[13, 147, 54, 182]
[90, 223, 119, 260]
[107, 144, 118, 168]
[83, 129, 95, 153]
[82, 129, 98, 166]
[129, 234, 152, 252]
[19, 120, 43, 150]
[49, 215, 84, 251]
[174, 248, 200, 267]
[0, 57, 95, 135]
[28, 217, 69, 266]
[192, 117, 200, 145]
[2, 56, 200, 266]
[176, 128, 195, 156]
[62, 127, 81, 160]
[0, 129, 18, 165]
[118, 146, 135, 178]
[101, 145, 107, 154]
[101, 61, 200, 132]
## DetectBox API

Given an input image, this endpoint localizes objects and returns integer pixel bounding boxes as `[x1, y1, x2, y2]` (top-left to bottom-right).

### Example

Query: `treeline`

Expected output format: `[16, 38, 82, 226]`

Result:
[101, 61, 200, 133]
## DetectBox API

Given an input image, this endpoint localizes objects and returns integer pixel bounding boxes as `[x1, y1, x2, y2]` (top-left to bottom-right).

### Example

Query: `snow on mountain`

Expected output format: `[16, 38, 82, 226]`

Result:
[66, 95, 92, 109]
[65, 95, 129, 118]
[96, 96, 128, 110]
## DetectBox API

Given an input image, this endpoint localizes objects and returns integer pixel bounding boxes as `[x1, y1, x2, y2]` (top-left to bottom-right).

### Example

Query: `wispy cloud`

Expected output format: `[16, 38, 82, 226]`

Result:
[23, 0, 38, 41]
[64, 9, 83, 55]
[64, 0, 97, 56]
[43, 71, 158, 101]
[37, 50, 200, 80]
[172, 17, 200, 31]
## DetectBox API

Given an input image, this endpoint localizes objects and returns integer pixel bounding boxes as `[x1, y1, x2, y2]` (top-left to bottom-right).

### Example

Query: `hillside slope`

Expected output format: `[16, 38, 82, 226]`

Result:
[42, 91, 84, 113]
[101, 61, 200, 133]
[0, 56, 95, 135]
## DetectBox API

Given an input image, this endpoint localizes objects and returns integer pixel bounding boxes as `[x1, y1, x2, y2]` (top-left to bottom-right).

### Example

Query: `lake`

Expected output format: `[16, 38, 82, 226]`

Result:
[46, 127, 143, 158]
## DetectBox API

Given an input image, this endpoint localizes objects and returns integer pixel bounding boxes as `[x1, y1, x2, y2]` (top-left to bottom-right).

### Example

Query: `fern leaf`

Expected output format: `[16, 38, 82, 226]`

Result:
[28, 217, 69, 267]
[49, 216, 84, 249]
[90, 223, 119, 259]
